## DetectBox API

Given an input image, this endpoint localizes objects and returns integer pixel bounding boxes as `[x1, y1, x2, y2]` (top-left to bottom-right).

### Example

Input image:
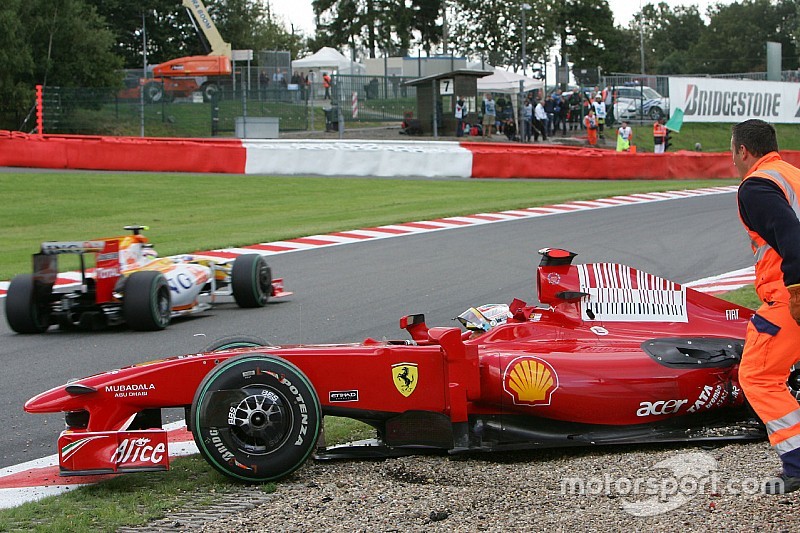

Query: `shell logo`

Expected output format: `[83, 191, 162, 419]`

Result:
[503, 356, 559, 406]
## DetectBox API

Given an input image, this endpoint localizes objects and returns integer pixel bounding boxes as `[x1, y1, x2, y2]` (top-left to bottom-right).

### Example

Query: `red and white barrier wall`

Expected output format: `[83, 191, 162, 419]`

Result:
[3, 131, 800, 179]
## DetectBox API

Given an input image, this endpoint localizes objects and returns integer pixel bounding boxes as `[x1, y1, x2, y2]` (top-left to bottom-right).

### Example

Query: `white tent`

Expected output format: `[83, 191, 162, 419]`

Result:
[291, 47, 365, 74]
[477, 68, 543, 93]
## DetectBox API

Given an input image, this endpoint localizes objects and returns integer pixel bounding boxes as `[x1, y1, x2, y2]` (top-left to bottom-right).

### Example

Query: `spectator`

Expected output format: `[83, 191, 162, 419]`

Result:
[544, 97, 555, 136]
[534, 99, 548, 141]
[584, 108, 598, 146]
[503, 117, 518, 141]
[323, 73, 331, 99]
[616, 120, 633, 152]
[567, 90, 582, 131]
[653, 118, 667, 153]
[455, 96, 466, 137]
[552, 90, 565, 136]
[592, 95, 607, 139]
[523, 98, 533, 142]
[482, 93, 496, 138]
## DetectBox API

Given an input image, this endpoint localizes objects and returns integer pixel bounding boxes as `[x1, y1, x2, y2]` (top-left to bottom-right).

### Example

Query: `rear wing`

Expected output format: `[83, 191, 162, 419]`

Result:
[34, 239, 122, 302]
[39, 241, 106, 255]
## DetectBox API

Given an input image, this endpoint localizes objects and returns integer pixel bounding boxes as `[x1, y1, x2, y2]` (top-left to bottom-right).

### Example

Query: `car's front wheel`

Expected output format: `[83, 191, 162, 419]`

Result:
[122, 271, 171, 331]
[231, 254, 271, 308]
[190, 354, 321, 482]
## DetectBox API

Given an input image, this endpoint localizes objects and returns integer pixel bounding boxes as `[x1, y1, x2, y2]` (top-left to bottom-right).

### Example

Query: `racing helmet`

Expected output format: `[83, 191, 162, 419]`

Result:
[456, 304, 511, 332]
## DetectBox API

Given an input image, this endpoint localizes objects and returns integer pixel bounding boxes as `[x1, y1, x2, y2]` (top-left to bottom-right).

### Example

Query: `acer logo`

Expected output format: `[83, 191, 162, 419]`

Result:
[111, 438, 166, 464]
[636, 399, 688, 417]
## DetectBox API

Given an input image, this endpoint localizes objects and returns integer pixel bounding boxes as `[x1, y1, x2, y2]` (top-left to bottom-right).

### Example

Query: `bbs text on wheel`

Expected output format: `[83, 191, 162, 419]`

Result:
[190, 354, 321, 482]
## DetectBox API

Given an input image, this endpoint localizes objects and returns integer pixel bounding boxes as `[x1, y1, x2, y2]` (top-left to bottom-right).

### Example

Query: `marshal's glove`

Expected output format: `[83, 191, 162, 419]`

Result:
[788, 284, 800, 326]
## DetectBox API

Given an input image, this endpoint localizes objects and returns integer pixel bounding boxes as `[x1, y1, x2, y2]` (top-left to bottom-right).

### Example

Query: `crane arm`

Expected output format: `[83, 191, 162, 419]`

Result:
[182, 0, 232, 58]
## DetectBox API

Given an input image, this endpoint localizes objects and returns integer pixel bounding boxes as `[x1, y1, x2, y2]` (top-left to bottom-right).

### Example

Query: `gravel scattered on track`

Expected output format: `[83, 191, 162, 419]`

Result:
[127, 439, 798, 532]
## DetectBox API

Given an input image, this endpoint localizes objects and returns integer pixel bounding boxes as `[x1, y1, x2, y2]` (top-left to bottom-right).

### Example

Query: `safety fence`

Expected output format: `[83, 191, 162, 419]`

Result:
[23, 70, 420, 137]
[17, 68, 800, 137]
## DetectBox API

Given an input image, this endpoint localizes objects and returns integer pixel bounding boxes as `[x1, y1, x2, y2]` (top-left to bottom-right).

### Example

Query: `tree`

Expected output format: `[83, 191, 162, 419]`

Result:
[85, 0, 198, 68]
[0, 1, 35, 127]
[547, 0, 629, 85]
[634, 2, 706, 75]
[686, 0, 798, 74]
[206, 0, 305, 60]
[449, 0, 552, 72]
[0, 0, 122, 130]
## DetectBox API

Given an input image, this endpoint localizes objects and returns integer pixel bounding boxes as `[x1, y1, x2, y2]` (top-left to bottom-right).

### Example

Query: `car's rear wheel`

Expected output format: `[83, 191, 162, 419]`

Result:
[122, 271, 171, 331]
[190, 354, 321, 482]
[6, 274, 51, 334]
[231, 254, 271, 308]
[649, 107, 664, 120]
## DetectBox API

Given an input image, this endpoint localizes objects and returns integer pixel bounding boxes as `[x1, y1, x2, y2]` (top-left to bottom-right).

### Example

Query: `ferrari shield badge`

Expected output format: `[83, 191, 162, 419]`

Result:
[391, 362, 418, 397]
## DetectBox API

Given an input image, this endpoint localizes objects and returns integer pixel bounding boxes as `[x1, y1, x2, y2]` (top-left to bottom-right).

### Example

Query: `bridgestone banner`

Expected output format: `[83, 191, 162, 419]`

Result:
[669, 77, 800, 123]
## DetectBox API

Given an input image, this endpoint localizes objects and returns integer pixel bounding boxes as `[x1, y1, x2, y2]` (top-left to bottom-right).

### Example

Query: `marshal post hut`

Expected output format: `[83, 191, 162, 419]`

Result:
[403, 70, 491, 136]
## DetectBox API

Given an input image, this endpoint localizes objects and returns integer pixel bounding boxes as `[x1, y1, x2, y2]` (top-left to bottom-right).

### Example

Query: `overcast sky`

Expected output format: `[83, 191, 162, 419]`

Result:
[270, 0, 735, 36]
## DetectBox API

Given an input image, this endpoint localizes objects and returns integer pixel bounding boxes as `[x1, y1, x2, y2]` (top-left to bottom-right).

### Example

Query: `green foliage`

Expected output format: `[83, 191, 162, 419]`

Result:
[625, 122, 800, 155]
[634, 0, 799, 75]
[449, 0, 551, 71]
[207, 0, 306, 60]
[312, 0, 431, 58]
[0, 0, 123, 130]
[549, 0, 625, 83]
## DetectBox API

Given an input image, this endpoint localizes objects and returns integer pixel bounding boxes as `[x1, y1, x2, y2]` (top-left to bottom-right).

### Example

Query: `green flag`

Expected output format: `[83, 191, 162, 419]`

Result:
[665, 108, 684, 133]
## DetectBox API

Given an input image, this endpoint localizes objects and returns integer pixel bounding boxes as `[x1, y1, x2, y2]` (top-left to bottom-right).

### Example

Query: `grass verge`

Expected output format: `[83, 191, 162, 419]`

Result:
[623, 123, 800, 154]
[0, 173, 736, 280]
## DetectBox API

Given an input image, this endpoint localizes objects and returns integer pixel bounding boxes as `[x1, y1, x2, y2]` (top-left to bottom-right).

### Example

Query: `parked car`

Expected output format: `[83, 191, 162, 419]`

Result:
[613, 85, 670, 120]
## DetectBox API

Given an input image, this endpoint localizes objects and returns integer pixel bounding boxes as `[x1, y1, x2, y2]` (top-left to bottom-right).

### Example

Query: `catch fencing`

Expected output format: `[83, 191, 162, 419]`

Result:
[23, 69, 419, 137]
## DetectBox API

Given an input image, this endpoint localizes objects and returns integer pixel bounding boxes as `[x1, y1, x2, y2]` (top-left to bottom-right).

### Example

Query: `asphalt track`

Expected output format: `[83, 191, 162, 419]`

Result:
[0, 190, 752, 470]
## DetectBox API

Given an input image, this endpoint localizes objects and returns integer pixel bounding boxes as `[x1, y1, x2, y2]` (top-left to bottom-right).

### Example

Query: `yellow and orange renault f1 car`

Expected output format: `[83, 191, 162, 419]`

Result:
[5, 226, 289, 333]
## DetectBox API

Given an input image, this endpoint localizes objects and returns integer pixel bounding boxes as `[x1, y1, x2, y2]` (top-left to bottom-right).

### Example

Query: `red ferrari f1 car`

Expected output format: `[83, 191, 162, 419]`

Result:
[5, 226, 289, 333]
[26, 249, 799, 482]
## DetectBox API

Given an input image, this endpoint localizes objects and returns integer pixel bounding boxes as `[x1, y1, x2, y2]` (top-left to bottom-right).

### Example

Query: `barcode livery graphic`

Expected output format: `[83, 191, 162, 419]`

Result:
[577, 263, 687, 323]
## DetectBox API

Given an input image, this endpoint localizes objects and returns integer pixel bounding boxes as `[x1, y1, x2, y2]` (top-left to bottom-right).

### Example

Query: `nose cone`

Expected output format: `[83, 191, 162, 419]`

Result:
[24, 382, 96, 413]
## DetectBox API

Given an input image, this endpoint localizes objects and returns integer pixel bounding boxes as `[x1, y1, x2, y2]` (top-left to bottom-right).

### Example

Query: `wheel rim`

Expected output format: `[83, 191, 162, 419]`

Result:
[256, 262, 270, 303]
[155, 285, 170, 326]
[228, 386, 292, 454]
[789, 364, 800, 401]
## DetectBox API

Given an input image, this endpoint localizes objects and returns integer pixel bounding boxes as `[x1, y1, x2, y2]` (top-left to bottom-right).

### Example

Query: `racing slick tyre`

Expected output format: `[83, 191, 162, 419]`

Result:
[5, 274, 51, 334]
[203, 335, 271, 352]
[190, 354, 321, 482]
[122, 271, 171, 331]
[143, 82, 164, 103]
[231, 254, 271, 308]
